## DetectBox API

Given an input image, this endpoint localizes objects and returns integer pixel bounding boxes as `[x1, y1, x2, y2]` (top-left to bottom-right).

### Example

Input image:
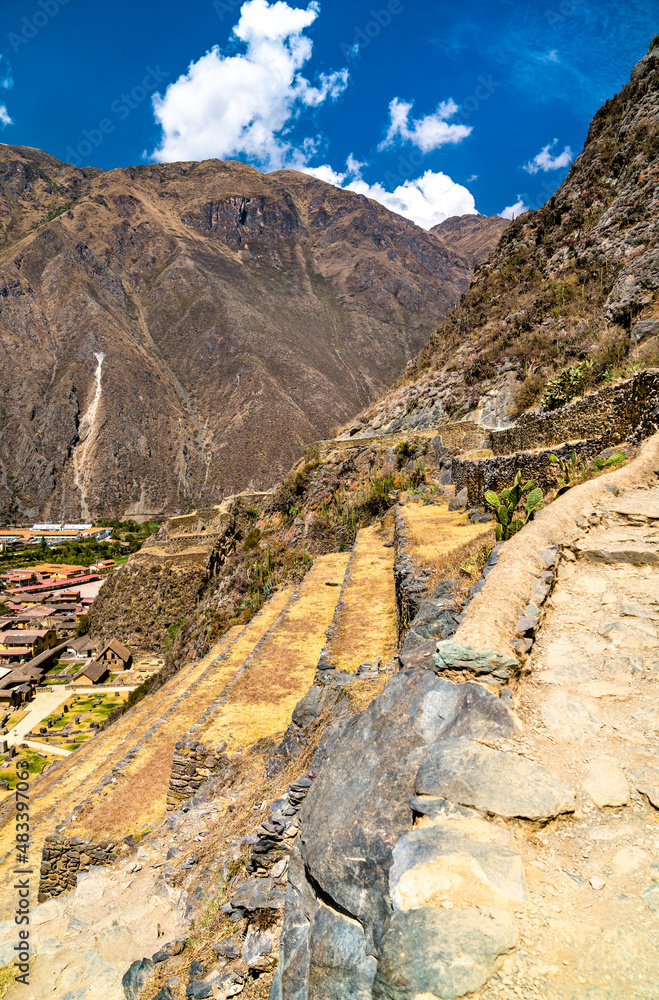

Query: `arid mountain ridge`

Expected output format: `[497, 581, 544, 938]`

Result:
[0, 143, 506, 521]
[345, 42, 659, 440]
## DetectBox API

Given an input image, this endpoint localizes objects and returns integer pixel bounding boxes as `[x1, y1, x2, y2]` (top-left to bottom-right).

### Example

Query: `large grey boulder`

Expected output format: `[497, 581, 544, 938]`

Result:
[415, 738, 576, 821]
[273, 671, 516, 998]
[448, 486, 468, 510]
[372, 906, 518, 999]
[299, 673, 515, 952]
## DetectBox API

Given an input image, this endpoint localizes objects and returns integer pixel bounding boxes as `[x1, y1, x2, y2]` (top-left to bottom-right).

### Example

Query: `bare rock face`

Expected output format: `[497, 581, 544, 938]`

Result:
[0, 151, 480, 520]
[348, 45, 659, 440]
[431, 213, 510, 267]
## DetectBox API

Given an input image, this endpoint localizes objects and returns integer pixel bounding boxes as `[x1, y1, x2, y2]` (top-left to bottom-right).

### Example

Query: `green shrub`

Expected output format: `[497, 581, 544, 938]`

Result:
[549, 450, 584, 496]
[395, 440, 413, 469]
[243, 527, 261, 550]
[540, 360, 594, 411]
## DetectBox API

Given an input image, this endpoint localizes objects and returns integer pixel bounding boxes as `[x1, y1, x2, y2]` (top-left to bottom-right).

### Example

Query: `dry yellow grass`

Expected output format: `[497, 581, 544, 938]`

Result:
[82, 588, 295, 835]
[325, 523, 397, 674]
[200, 552, 350, 752]
[0, 591, 296, 905]
[399, 498, 495, 598]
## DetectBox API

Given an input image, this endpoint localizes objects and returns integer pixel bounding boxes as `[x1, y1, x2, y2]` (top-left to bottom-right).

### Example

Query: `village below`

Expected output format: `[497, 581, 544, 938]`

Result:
[0, 520, 164, 800]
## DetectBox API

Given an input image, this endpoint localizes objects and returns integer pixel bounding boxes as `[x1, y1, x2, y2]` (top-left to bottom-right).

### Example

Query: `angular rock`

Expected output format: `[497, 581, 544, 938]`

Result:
[448, 487, 468, 510]
[152, 939, 185, 963]
[531, 578, 550, 605]
[630, 763, 659, 809]
[415, 738, 576, 821]
[242, 927, 275, 971]
[390, 825, 527, 911]
[583, 756, 630, 808]
[397, 639, 437, 672]
[434, 640, 519, 682]
[122, 958, 154, 1000]
[306, 903, 377, 999]
[372, 907, 517, 1000]
[213, 938, 241, 959]
[538, 546, 559, 568]
[632, 318, 659, 344]
[412, 679, 515, 744]
[230, 877, 286, 912]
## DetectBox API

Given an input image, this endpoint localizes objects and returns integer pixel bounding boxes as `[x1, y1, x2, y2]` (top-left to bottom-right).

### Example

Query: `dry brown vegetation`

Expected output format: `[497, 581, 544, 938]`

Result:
[324, 522, 397, 675]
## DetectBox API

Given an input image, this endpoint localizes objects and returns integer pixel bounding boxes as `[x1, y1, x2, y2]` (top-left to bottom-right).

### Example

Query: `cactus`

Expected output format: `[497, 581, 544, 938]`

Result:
[549, 450, 583, 496]
[485, 471, 544, 542]
[591, 451, 626, 472]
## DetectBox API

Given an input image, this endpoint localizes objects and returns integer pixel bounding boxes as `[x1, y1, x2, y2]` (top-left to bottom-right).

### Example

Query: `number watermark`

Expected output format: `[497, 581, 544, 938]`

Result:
[13, 759, 31, 986]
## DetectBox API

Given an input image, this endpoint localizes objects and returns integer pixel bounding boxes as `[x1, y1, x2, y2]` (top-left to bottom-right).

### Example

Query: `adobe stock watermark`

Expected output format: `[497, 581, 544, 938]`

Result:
[64, 66, 169, 167]
[379, 75, 501, 189]
[212, 0, 242, 19]
[339, 0, 414, 63]
[7, 0, 72, 54]
[545, 0, 586, 29]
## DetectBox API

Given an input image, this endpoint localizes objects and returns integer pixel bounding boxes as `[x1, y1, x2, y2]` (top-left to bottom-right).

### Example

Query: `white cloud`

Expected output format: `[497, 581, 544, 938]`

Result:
[150, 0, 348, 167]
[0, 105, 12, 127]
[467, 173, 478, 182]
[378, 97, 472, 153]
[500, 197, 529, 220]
[523, 138, 573, 174]
[303, 156, 476, 229]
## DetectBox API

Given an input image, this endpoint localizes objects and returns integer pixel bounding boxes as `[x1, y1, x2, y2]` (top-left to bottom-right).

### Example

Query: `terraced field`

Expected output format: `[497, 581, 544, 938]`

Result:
[188, 552, 350, 754]
[323, 523, 398, 674]
[0, 587, 297, 909]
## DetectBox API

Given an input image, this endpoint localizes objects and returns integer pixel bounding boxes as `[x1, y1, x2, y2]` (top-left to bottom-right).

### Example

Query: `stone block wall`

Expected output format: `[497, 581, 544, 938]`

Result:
[39, 834, 116, 902]
[166, 740, 232, 811]
[490, 370, 659, 456]
[453, 439, 608, 508]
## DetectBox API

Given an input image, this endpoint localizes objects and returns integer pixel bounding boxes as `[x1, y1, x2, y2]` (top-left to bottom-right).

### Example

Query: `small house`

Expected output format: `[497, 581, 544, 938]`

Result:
[72, 660, 109, 686]
[95, 639, 132, 672]
[65, 636, 97, 659]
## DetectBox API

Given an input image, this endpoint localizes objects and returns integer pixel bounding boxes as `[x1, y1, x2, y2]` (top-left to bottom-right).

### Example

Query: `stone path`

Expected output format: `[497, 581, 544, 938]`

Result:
[474, 485, 659, 999]
[6, 688, 70, 745]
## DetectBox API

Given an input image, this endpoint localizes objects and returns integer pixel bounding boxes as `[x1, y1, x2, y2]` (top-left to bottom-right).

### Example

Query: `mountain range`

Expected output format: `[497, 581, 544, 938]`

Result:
[0, 146, 506, 520]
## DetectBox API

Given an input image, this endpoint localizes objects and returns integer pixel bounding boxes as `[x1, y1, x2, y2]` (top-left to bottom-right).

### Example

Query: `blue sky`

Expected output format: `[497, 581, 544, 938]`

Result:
[0, 0, 654, 227]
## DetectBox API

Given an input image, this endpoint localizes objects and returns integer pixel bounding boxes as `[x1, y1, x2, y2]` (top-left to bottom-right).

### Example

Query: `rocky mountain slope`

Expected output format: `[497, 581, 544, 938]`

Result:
[345, 41, 659, 440]
[431, 213, 510, 266]
[0, 148, 491, 521]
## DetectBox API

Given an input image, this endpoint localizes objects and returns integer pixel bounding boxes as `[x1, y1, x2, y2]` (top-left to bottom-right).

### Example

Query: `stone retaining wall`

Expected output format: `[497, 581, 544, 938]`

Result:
[453, 439, 611, 507]
[490, 369, 659, 455]
[393, 508, 433, 643]
[39, 834, 117, 902]
[166, 740, 232, 811]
